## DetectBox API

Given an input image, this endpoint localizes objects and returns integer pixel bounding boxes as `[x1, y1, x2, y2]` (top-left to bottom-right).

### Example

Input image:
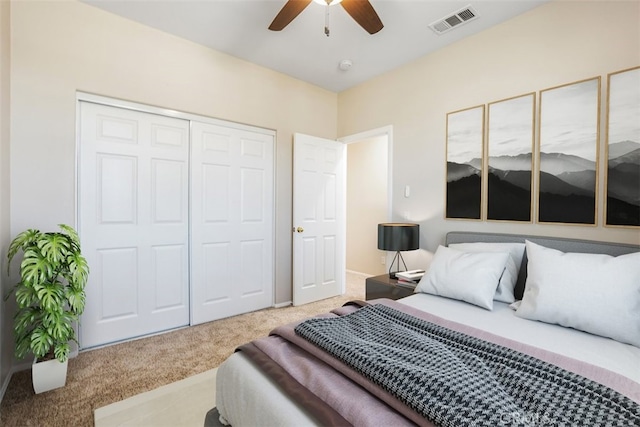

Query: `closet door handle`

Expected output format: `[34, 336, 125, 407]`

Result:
[295, 227, 304, 233]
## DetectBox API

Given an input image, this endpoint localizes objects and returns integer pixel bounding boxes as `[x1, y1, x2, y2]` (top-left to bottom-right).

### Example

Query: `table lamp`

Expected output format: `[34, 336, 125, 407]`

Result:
[377, 223, 420, 279]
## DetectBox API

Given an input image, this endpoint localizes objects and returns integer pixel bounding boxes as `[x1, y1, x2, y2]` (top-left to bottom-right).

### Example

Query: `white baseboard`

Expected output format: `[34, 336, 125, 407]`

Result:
[273, 270, 370, 309]
[274, 301, 292, 308]
[0, 369, 10, 404]
[0, 361, 29, 405]
[346, 269, 371, 278]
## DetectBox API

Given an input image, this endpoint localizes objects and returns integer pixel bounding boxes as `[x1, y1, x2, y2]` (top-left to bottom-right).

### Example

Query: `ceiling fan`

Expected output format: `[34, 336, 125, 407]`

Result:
[269, 0, 384, 35]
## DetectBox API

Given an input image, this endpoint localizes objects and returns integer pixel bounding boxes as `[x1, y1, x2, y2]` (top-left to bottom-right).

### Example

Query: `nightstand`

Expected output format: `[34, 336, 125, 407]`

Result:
[365, 274, 416, 300]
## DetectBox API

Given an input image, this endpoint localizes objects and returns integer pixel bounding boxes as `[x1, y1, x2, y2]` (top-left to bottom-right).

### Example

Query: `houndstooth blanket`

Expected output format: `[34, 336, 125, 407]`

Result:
[295, 304, 640, 427]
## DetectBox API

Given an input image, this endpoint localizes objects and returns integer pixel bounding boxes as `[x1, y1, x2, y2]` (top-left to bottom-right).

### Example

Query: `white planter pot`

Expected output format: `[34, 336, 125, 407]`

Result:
[32, 357, 68, 394]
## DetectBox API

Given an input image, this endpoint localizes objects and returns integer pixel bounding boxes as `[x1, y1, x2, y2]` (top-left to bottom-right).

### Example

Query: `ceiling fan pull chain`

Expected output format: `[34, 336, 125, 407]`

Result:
[324, 3, 330, 37]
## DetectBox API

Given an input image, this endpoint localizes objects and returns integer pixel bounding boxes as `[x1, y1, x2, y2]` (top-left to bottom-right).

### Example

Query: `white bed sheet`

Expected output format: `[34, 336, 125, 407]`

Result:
[399, 293, 640, 383]
[215, 294, 640, 425]
[216, 352, 318, 427]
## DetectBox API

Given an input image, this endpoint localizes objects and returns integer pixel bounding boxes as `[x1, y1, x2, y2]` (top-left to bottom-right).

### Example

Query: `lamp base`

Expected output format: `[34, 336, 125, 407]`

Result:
[388, 251, 409, 280]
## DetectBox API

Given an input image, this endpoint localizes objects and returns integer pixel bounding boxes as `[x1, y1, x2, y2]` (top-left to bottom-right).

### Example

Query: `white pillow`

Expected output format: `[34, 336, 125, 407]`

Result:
[516, 240, 640, 347]
[416, 245, 510, 310]
[449, 242, 525, 303]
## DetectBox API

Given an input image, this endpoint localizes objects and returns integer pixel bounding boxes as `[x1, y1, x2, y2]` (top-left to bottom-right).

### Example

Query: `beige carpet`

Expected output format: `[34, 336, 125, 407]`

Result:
[0, 272, 366, 426]
[94, 368, 217, 427]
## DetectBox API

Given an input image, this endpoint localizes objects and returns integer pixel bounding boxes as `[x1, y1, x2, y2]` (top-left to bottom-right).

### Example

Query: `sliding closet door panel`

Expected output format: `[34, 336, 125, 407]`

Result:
[191, 122, 274, 324]
[79, 102, 190, 349]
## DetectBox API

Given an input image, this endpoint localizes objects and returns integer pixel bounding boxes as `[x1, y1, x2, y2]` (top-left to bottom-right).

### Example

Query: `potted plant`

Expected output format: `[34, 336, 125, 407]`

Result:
[5, 224, 89, 393]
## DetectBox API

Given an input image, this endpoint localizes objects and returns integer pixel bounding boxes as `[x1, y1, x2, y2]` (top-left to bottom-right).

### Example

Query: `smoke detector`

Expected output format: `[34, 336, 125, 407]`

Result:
[429, 5, 479, 35]
[339, 59, 353, 71]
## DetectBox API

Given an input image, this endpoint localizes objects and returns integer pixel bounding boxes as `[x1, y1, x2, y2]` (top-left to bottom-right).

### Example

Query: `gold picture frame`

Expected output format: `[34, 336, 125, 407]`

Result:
[486, 93, 535, 223]
[445, 105, 485, 220]
[605, 66, 640, 228]
[537, 77, 600, 225]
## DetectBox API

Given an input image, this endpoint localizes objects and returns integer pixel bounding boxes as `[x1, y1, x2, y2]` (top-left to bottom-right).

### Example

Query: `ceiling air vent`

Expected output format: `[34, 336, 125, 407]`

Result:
[429, 5, 479, 35]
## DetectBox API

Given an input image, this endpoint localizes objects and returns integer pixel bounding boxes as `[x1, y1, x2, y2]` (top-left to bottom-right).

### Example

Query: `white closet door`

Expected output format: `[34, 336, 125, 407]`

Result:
[191, 121, 274, 324]
[79, 102, 190, 348]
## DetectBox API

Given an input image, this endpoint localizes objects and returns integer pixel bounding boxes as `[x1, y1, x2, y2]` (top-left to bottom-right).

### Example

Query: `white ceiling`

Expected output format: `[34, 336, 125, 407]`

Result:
[82, 0, 548, 93]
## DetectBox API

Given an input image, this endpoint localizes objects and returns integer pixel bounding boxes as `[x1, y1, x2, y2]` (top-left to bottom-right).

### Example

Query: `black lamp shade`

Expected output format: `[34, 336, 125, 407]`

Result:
[377, 223, 419, 251]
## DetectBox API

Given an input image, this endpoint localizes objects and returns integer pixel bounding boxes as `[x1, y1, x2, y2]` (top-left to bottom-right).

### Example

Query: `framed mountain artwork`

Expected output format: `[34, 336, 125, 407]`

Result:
[487, 93, 535, 222]
[538, 77, 600, 225]
[446, 105, 484, 220]
[605, 66, 640, 228]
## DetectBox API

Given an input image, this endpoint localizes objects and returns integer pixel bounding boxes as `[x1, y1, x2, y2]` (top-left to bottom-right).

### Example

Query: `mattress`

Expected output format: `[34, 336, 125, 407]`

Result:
[215, 293, 640, 426]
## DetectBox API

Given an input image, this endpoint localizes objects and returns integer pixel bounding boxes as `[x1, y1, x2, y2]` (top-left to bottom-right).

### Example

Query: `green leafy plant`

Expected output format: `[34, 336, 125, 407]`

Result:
[5, 224, 89, 363]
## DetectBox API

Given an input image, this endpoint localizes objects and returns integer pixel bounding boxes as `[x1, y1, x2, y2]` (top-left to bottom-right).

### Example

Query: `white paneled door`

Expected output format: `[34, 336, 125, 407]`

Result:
[190, 121, 274, 324]
[79, 102, 190, 348]
[292, 133, 346, 306]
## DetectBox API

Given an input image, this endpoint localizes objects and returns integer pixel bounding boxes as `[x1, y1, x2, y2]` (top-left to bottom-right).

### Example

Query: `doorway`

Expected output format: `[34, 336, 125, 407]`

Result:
[290, 127, 391, 304]
[341, 126, 392, 279]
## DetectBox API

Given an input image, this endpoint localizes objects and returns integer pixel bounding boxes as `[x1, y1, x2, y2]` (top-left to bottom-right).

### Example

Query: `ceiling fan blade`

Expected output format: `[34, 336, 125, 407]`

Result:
[269, 0, 313, 31]
[341, 0, 383, 34]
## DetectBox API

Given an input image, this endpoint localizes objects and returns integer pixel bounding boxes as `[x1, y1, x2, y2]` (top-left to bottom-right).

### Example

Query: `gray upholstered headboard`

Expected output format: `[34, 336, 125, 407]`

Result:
[445, 232, 640, 300]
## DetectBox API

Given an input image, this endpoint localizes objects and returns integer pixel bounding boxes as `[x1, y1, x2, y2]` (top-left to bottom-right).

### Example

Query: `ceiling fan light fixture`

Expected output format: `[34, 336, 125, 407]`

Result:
[269, 0, 382, 35]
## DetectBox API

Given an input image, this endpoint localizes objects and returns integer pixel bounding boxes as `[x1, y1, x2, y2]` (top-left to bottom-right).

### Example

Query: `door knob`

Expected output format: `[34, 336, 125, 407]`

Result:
[296, 227, 304, 233]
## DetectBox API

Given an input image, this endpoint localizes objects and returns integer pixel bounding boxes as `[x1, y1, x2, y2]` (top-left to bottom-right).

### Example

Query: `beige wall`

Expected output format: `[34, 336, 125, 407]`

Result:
[346, 136, 388, 275]
[0, 0, 11, 398]
[9, 0, 337, 311]
[338, 0, 640, 269]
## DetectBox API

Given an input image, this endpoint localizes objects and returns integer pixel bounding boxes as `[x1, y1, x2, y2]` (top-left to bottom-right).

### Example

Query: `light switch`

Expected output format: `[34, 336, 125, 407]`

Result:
[404, 185, 410, 198]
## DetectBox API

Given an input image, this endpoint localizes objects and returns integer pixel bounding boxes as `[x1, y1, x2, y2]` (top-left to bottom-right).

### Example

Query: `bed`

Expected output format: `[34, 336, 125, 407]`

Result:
[211, 232, 640, 426]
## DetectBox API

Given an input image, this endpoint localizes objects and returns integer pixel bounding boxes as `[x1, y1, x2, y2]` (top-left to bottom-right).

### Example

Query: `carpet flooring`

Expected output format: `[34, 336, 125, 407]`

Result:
[0, 272, 366, 426]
